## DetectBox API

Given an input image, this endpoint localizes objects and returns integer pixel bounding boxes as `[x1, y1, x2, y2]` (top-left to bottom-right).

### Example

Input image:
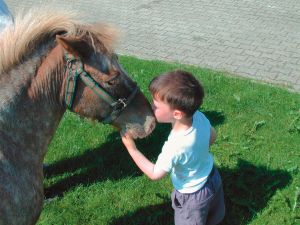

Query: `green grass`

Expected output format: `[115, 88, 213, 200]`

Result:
[39, 55, 300, 225]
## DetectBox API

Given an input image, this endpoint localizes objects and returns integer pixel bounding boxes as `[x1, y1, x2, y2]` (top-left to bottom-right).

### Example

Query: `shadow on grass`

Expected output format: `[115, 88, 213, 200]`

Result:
[44, 110, 225, 199]
[43, 123, 171, 199]
[44, 132, 139, 198]
[110, 201, 173, 225]
[108, 159, 292, 225]
[203, 110, 225, 127]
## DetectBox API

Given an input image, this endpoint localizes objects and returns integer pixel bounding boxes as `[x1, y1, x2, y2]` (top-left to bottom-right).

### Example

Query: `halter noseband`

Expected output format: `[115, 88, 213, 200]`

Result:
[64, 53, 138, 124]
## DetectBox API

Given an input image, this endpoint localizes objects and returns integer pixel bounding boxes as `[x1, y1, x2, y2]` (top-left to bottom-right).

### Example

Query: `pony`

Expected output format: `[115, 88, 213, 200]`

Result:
[0, 7, 156, 225]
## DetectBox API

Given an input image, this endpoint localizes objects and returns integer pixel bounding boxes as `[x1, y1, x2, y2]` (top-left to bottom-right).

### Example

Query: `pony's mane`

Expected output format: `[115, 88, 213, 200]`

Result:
[0, 7, 118, 73]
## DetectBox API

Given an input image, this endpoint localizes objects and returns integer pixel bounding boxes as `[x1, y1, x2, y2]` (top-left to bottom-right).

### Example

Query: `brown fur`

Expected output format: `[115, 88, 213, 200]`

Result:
[0, 7, 155, 225]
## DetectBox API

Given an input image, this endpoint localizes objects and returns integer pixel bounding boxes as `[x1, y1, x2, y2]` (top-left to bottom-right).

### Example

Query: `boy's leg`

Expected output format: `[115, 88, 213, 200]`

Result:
[206, 168, 225, 225]
[172, 185, 213, 225]
[172, 189, 206, 225]
[171, 167, 225, 225]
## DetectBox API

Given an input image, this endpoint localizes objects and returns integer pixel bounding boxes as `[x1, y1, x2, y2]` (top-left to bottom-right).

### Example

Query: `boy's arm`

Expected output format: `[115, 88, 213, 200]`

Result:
[209, 127, 217, 146]
[120, 133, 167, 181]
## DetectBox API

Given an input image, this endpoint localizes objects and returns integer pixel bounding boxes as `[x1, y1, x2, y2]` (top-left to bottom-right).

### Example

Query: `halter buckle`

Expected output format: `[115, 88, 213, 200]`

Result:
[113, 98, 127, 111]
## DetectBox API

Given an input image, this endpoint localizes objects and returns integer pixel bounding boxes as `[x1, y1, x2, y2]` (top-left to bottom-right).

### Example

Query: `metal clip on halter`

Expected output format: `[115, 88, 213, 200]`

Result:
[113, 98, 127, 111]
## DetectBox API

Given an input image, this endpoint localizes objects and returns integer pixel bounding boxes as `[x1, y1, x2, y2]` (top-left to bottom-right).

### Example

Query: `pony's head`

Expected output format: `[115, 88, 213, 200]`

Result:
[0, 8, 155, 139]
[56, 27, 155, 138]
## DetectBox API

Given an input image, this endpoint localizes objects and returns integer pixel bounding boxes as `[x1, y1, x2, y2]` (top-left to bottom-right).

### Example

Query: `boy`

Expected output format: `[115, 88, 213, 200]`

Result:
[121, 70, 225, 225]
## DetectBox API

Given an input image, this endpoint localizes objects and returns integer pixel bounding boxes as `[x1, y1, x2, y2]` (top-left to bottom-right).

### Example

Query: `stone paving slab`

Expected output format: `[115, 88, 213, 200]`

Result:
[5, 0, 300, 92]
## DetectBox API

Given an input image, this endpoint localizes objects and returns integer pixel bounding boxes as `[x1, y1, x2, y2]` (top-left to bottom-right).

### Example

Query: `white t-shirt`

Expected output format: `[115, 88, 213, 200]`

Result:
[154, 111, 214, 193]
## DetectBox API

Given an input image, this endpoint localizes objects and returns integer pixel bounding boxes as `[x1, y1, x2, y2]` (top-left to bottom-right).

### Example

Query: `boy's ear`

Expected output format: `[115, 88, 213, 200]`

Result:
[173, 110, 184, 120]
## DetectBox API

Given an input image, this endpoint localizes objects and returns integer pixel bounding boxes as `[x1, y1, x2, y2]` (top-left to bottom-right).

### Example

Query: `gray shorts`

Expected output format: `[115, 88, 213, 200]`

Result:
[171, 167, 225, 225]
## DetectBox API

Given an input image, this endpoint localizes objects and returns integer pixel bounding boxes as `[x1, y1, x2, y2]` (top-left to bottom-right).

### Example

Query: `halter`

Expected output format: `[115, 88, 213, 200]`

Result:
[64, 53, 138, 124]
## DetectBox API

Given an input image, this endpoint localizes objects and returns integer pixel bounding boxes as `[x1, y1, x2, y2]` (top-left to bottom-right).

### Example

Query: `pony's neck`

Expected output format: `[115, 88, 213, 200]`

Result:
[0, 42, 67, 165]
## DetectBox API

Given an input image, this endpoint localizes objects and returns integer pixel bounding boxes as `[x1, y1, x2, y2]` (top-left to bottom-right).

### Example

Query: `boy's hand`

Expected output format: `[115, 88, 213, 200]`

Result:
[120, 132, 137, 151]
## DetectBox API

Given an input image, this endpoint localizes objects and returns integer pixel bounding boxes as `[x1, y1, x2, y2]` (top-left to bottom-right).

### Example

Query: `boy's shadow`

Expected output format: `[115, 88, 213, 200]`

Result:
[109, 159, 292, 225]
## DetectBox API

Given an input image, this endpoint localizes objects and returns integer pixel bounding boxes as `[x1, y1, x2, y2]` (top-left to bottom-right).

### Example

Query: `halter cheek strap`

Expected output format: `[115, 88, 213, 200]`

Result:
[64, 53, 138, 124]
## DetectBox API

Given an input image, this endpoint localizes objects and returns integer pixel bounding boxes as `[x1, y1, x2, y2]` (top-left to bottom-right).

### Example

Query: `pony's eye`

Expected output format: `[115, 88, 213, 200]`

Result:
[107, 80, 115, 85]
[106, 73, 119, 85]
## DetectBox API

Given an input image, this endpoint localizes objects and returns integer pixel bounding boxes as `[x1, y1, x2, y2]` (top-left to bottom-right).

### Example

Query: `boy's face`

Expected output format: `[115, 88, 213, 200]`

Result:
[151, 97, 175, 123]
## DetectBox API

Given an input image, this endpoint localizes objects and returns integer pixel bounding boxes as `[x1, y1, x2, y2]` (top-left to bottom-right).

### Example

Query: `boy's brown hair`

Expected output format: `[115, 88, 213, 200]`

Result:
[149, 70, 204, 117]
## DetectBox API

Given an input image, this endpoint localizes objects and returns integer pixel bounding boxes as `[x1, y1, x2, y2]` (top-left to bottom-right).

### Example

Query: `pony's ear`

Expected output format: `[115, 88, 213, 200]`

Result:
[56, 35, 91, 57]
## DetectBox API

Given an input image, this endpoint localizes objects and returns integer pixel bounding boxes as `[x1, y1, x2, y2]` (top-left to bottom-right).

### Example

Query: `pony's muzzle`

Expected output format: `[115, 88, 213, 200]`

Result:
[123, 116, 156, 139]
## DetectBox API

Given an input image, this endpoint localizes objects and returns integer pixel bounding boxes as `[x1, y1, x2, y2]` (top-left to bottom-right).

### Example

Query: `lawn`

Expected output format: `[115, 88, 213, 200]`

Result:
[39, 55, 300, 225]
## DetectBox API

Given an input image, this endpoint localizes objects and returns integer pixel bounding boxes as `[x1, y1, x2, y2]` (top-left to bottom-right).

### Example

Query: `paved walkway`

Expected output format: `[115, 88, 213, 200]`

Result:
[6, 0, 300, 92]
